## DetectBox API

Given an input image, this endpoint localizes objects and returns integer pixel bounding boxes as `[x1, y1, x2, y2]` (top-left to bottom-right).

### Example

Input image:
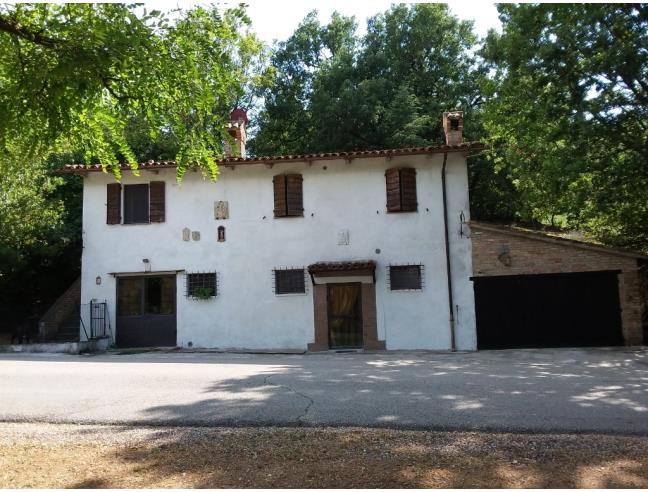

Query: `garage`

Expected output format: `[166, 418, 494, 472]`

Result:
[473, 270, 623, 349]
[471, 221, 646, 348]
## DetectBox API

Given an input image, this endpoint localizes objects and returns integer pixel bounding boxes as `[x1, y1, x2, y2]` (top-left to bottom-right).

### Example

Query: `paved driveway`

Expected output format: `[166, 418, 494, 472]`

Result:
[1, 348, 647, 433]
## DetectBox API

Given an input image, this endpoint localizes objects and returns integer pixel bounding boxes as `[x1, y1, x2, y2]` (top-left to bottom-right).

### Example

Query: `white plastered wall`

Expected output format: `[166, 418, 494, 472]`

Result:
[80, 152, 476, 350]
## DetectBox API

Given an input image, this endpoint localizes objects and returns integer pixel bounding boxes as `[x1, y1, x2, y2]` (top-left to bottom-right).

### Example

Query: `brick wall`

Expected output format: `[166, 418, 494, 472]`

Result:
[471, 223, 644, 345]
[38, 277, 81, 341]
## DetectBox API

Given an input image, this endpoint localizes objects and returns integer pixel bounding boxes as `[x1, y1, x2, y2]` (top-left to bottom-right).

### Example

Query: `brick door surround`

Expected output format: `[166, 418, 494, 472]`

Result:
[307, 278, 385, 352]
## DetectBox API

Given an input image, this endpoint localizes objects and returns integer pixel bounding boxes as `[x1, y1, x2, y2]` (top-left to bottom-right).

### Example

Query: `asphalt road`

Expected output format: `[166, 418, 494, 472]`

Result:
[1, 348, 647, 433]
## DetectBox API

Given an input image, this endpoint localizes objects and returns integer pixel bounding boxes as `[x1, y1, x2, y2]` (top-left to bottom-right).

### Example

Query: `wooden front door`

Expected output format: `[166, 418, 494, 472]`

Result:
[327, 283, 363, 349]
[116, 275, 176, 347]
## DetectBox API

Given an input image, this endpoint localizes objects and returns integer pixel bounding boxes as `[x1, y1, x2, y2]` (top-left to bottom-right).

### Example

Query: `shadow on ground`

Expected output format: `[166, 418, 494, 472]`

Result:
[47, 427, 648, 488]
[136, 348, 648, 432]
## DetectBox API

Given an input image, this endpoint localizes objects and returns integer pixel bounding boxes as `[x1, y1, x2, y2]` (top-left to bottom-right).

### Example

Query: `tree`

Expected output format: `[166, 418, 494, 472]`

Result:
[0, 3, 268, 179]
[481, 4, 648, 251]
[251, 4, 521, 221]
[0, 4, 270, 327]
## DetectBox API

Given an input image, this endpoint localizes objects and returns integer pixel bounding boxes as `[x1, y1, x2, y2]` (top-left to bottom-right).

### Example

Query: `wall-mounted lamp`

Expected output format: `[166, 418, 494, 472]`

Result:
[143, 258, 151, 272]
[95, 276, 102, 285]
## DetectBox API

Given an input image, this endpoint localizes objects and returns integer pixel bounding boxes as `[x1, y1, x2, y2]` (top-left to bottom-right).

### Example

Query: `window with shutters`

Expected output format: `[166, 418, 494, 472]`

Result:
[388, 264, 424, 291]
[106, 181, 165, 225]
[274, 268, 306, 295]
[385, 167, 417, 213]
[273, 174, 303, 217]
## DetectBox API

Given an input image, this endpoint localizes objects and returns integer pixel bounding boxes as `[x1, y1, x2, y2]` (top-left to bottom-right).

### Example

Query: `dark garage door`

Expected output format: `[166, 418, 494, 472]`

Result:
[116, 275, 177, 348]
[473, 270, 623, 349]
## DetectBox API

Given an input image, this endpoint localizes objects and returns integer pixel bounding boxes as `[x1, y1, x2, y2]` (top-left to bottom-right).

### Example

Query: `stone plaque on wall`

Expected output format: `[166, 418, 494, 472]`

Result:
[192, 231, 201, 241]
[214, 201, 229, 220]
[182, 227, 190, 241]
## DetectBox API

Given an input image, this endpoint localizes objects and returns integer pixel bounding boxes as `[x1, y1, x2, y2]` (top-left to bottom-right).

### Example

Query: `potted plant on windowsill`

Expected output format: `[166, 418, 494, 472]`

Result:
[193, 287, 214, 300]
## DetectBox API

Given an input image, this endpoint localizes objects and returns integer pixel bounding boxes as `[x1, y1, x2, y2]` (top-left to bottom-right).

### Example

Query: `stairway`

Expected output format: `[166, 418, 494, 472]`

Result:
[51, 309, 81, 343]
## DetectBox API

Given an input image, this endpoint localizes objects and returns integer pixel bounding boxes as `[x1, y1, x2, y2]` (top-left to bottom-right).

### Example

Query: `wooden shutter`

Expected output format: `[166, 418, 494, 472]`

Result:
[273, 174, 287, 217]
[385, 168, 401, 212]
[149, 181, 165, 223]
[285, 174, 303, 216]
[399, 168, 417, 212]
[106, 183, 121, 224]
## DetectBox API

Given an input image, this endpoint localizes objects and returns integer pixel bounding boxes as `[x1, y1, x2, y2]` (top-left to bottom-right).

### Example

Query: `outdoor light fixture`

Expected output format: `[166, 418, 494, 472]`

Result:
[143, 258, 151, 272]
[95, 276, 101, 285]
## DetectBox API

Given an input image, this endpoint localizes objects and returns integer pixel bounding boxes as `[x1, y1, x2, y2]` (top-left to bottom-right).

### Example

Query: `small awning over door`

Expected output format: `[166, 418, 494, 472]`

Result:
[308, 260, 376, 285]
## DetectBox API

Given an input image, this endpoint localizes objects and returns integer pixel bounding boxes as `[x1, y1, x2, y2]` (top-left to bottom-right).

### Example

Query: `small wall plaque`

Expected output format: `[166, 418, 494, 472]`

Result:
[214, 201, 229, 220]
[337, 229, 350, 246]
[192, 231, 201, 241]
[182, 227, 190, 241]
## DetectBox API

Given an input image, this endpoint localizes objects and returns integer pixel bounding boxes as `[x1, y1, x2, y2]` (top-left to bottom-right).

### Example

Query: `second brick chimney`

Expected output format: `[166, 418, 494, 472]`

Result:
[224, 108, 248, 158]
[442, 111, 464, 146]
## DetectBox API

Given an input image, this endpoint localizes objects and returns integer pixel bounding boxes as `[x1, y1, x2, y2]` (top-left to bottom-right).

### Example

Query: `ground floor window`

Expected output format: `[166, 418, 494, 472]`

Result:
[274, 268, 306, 294]
[389, 264, 424, 290]
[186, 273, 218, 299]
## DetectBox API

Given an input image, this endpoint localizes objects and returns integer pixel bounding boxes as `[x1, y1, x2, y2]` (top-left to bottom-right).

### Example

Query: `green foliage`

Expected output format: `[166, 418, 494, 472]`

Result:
[0, 4, 270, 326]
[192, 287, 215, 300]
[481, 4, 648, 251]
[0, 3, 269, 180]
[251, 4, 521, 222]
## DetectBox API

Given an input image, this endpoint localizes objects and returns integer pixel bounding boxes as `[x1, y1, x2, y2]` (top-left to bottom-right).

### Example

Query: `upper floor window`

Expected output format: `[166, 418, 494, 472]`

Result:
[273, 174, 303, 217]
[385, 167, 417, 213]
[106, 181, 165, 225]
[124, 184, 149, 224]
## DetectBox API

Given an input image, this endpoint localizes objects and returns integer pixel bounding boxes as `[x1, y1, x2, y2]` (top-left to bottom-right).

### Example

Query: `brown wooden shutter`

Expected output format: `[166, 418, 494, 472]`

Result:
[385, 168, 401, 212]
[285, 174, 303, 216]
[149, 181, 165, 222]
[106, 183, 121, 224]
[399, 168, 417, 212]
[273, 174, 287, 217]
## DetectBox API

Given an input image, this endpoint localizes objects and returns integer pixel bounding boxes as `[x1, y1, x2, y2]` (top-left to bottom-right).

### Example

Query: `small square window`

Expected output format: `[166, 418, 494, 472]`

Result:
[389, 265, 423, 290]
[186, 273, 217, 298]
[274, 268, 306, 294]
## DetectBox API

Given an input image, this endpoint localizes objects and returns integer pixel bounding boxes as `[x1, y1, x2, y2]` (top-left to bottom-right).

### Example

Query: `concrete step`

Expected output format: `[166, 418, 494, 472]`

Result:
[52, 332, 80, 342]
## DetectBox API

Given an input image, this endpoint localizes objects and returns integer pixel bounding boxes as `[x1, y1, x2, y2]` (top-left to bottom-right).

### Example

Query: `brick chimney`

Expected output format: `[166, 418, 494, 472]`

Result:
[224, 108, 248, 158]
[442, 111, 463, 146]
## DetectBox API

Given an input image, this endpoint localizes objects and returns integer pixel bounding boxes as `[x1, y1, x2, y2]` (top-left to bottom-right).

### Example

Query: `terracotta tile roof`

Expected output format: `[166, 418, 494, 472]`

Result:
[308, 260, 376, 274]
[470, 221, 648, 260]
[58, 142, 485, 173]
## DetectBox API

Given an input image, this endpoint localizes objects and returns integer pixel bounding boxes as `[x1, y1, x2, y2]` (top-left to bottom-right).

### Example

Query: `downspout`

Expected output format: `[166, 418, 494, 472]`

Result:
[441, 152, 457, 352]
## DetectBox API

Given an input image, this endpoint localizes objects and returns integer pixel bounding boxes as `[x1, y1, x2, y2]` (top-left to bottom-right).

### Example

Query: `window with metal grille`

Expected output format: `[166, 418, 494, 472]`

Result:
[274, 268, 306, 294]
[186, 272, 217, 298]
[389, 265, 423, 290]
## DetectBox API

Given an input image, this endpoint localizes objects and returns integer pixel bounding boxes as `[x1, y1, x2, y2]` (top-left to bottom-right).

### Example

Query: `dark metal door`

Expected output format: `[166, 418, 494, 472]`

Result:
[116, 275, 176, 347]
[328, 283, 363, 349]
[473, 270, 623, 349]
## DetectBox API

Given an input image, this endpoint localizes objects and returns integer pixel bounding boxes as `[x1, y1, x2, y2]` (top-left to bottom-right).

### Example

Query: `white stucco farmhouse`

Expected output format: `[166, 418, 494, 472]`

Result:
[62, 111, 484, 351]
